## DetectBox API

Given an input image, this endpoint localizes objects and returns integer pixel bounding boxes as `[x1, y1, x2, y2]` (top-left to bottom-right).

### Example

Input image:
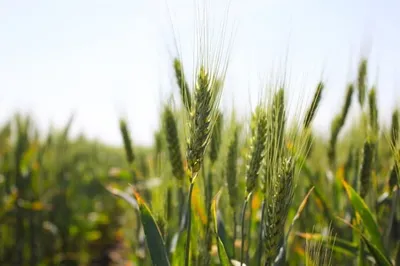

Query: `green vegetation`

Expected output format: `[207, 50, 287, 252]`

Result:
[1, 5, 399, 263]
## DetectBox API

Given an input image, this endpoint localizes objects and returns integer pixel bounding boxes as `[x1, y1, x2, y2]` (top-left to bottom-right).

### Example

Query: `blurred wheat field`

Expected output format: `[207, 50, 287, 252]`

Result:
[1, 2, 400, 266]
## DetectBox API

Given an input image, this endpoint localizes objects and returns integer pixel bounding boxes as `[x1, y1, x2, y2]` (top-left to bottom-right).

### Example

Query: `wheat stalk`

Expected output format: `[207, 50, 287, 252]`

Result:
[240, 105, 268, 265]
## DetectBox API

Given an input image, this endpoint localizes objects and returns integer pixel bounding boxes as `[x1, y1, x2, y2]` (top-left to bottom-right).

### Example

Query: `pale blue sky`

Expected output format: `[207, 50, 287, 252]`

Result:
[0, 0, 399, 146]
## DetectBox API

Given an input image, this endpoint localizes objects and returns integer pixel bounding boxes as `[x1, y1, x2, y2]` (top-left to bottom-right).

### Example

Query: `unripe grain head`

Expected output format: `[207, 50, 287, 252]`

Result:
[163, 106, 185, 181]
[368, 87, 379, 134]
[173, 58, 192, 111]
[245, 106, 268, 197]
[391, 110, 399, 147]
[119, 119, 135, 165]
[264, 156, 295, 264]
[328, 84, 354, 167]
[359, 140, 375, 199]
[304, 82, 324, 129]
[186, 66, 219, 176]
[209, 111, 223, 164]
[226, 126, 239, 210]
[357, 58, 368, 108]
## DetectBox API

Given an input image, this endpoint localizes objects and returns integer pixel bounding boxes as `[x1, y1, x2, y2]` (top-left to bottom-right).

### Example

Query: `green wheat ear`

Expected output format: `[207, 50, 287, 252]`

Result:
[304, 81, 324, 129]
[368, 87, 379, 134]
[245, 105, 268, 197]
[328, 83, 354, 168]
[154, 130, 164, 156]
[186, 66, 222, 178]
[357, 58, 368, 108]
[163, 105, 185, 181]
[262, 88, 287, 195]
[389, 163, 398, 192]
[226, 125, 239, 211]
[264, 156, 295, 265]
[119, 118, 135, 165]
[173, 58, 192, 111]
[271, 89, 286, 156]
[209, 111, 223, 164]
[391, 109, 399, 146]
[359, 139, 375, 199]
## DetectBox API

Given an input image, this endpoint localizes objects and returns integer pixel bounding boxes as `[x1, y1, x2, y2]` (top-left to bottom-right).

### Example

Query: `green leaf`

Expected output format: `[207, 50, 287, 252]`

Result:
[106, 185, 138, 209]
[132, 188, 170, 266]
[337, 217, 393, 266]
[109, 185, 170, 266]
[217, 212, 234, 258]
[361, 235, 392, 266]
[342, 179, 385, 254]
[211, 190, 232, 266]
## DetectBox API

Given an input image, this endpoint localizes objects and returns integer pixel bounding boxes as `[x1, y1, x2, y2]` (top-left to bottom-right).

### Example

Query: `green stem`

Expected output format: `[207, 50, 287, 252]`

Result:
[256, 199, 266, 266]
[246, 196, 253, 265]
[185, 181, 195, 266]
[240, 198, 249, 266]
[232, 209, 237, 258]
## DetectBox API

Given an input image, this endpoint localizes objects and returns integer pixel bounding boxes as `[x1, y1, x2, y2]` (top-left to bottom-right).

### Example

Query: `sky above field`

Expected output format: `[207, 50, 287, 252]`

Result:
[0, 0, 399, 146]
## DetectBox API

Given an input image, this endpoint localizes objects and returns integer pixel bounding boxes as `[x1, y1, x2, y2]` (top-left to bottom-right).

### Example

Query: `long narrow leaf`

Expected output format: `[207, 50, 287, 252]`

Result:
[362, 236, 392, 266]
[106, 185, 138, 209]
[211, 190, 232, 266]
[132, 188, 170, 266]
[337, 217, 392, 266]
[341, 179, 385, 254]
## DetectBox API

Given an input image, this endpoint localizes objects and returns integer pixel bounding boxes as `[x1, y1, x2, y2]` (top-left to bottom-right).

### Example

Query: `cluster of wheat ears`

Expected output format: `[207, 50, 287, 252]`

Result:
[105, 2, 400, 266]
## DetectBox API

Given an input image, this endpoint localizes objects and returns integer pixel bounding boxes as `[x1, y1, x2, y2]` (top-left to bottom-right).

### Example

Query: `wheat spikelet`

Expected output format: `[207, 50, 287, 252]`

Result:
[186, 66, 221, 177]
[264, 157, 295, 265]
[209, 111, 223, 164]
[304, 82, 324, 129]
[359, 140, 375, 198]
[262, 88, 286, 195]
[119, 118, 135, 165]
[270, 89, 286, 158]
[163, 106, 185, 181]
[245, 106, 268, 197]
[389, 163, 398, 191]
[154, 130, 164, 156]
[226, 126, 239, 210]
[328, 84, 354, 167]
[368, 87, 379, 134]
[173, 58, 192, 111]
[391, 109, 399, 147]
[357, 58, 368, 108]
